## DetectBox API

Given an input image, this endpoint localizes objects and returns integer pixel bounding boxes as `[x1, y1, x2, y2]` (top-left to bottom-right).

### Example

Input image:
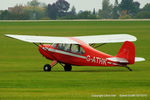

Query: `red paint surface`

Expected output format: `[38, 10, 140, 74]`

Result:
[39, 38, 135, 67]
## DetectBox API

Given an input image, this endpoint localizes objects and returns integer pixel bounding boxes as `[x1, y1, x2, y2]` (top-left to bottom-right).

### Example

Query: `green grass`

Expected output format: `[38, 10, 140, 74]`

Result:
[0, 21, 150, 100]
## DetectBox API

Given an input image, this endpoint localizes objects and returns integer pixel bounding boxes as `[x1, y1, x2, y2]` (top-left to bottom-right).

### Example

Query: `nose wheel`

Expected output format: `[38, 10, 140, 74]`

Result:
[43, 64, 51, 72]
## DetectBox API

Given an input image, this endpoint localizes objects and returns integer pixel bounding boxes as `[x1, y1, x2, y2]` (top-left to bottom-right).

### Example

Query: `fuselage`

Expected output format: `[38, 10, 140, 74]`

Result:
[38, 38, 121, 67]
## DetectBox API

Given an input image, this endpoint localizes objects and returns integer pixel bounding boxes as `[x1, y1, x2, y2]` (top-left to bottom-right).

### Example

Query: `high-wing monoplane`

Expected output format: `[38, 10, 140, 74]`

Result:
[5, 34, 145, 71]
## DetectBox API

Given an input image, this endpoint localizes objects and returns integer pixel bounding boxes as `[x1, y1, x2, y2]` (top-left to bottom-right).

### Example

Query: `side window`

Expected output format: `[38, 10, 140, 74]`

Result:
[57, 44, 65, 50]
[57, 44, 71, 52]
[80, 47, 85, 54]
[71, 44, 79, 53]
[64, 44, 70, 52]
[71, 44, 85, 54]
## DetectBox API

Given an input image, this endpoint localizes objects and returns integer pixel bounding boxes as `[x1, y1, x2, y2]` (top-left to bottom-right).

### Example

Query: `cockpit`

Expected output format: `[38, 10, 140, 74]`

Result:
[52, 43, 85, 55]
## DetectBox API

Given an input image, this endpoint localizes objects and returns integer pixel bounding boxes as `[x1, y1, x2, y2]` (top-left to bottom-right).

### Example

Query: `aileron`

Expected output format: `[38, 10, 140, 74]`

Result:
[75, 34, 137, 44]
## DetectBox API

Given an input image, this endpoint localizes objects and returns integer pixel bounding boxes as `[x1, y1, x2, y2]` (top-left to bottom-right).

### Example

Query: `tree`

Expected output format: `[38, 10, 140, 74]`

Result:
[26, 0, 46, 20]
[55, 0, 70, 17]
[0, 0, 47, 20]
[93, 8, 96, 15]
[114, 0, 118, 7]
[119, 0, 140, 16]
[102, 0, 113, 19]
[70, 6, 76, 15]
[47, 4, 58, 20]
[97, 9, 102, 19]
[78, 11, 90, 19]
[112, 0, 120, 19]
[77, 11, 97, 19]
[58, 6, 77, 19]
[120, 0, 133, 12]
[131, 2, 140, 16]
[27, 0, 40, 7]
[0, 10, 10, 20]
[142, 3, 150, 12]
[47, 0, 70, 19]
[9, 5, 30, 20]
[135, 3, 150, 19]
[136, 11, 150, 19]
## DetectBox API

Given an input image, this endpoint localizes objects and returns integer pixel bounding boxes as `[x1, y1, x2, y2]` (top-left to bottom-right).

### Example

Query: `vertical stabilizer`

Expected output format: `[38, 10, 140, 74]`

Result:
[116, 41, 135, 64]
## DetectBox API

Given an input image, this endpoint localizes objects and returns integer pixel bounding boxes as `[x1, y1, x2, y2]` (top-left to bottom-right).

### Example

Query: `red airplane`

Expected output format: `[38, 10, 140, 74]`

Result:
[5, 34, 145, 72]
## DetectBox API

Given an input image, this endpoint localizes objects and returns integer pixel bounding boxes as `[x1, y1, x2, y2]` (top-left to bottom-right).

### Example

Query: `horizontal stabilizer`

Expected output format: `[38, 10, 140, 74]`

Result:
[135, 57, 145, 62]
[107, 57, 128, 63]
[107, 57, 145, 63]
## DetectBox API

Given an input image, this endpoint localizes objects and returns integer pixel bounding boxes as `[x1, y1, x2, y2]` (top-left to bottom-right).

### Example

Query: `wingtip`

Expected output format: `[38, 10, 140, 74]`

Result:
[5, 34, 13, 37]
[5, 34, 11, 37]
[133, 35, 137, 41]
[126, 34, 137, 42]
[4, 34, 9, 36]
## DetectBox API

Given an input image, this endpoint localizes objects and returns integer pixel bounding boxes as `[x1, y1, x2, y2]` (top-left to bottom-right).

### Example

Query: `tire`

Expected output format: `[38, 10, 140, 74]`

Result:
[43, 64, 51, 72]
[64, 64, 72, 71]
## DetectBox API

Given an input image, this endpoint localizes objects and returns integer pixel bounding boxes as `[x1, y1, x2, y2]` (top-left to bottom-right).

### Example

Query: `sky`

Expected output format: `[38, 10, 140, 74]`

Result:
[0, 0, 150, 12]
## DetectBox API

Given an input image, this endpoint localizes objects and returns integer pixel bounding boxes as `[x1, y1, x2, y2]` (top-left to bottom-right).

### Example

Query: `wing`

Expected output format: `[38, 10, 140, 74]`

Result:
[74, 34, 137, 44]
[5, 34, 136, 44]
[5, 34, 78, 44]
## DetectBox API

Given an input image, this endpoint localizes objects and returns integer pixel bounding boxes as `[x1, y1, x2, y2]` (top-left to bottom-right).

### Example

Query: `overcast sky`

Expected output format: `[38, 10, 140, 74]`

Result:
[0, 0, 150, 12]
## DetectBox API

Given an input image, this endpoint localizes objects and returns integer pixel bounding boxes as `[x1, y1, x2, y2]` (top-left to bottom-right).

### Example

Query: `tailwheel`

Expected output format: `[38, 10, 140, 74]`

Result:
[64, 64, 72, 71]
[124, 65, 132, 71]
[43, 64, 51, 72]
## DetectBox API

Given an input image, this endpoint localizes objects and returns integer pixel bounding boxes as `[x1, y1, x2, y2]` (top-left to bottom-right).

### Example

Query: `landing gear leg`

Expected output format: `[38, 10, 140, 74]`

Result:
[124, 65, 132, 71]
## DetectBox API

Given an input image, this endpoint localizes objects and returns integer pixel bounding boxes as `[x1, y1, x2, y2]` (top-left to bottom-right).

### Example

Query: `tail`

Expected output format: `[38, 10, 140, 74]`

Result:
[116, 41, 135, 64]
[107, 41, 135, 64]
[107, 41, 145, 65]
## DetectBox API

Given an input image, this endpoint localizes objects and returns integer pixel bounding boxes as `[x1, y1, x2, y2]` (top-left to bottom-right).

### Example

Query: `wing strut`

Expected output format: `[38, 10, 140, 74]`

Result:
[90, 43, 107, 48]
[33, 43, 58, 61]
[33, 43, 67, 69]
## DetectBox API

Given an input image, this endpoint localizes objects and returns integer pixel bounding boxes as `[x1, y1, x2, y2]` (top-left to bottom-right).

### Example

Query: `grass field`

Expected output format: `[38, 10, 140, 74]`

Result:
[0, 21, 150, 100]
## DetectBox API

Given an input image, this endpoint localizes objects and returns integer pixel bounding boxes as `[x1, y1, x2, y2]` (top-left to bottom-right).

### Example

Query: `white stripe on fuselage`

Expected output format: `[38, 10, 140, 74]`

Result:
[42, 47, 87, 59]
[41, 47, 119, 66]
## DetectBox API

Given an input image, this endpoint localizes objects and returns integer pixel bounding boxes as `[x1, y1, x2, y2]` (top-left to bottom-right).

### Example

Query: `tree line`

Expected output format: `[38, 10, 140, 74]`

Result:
[0, 0, 150, 20]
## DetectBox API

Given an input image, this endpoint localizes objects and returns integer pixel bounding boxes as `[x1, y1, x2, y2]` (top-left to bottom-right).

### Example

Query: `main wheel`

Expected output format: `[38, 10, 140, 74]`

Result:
[64, 64, 72, 71]
[43, 64, 51, 72]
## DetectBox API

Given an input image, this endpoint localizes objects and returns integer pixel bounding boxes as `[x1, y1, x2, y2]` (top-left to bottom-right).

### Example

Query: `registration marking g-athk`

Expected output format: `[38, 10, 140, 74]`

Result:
[86, 55, 107, 65]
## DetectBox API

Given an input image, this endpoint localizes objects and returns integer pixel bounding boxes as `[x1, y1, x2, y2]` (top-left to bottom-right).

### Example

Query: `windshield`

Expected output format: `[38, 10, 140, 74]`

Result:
[52, 43, 57, 48]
